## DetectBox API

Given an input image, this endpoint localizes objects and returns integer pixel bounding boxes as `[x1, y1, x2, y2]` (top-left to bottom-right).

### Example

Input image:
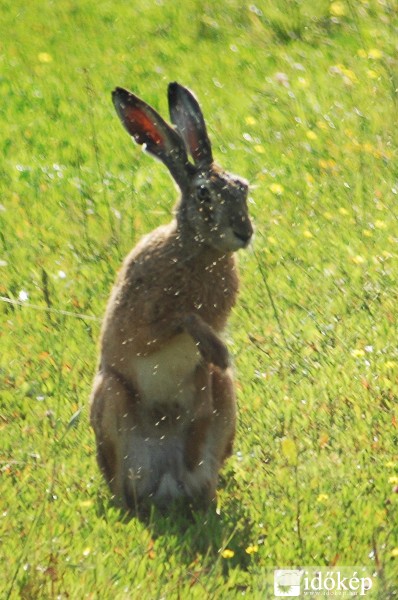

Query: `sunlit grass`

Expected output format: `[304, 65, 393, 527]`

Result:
[1, 0, 398, 597]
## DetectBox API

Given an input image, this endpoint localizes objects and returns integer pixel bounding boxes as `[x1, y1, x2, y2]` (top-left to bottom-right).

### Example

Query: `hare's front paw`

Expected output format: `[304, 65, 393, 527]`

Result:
[183, 314, 230, 370]
[204, 334, 230, 370]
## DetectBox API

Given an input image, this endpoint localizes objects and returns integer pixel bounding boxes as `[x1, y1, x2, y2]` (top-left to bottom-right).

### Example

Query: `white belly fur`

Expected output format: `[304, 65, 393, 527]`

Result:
[133, 333, 201, 406]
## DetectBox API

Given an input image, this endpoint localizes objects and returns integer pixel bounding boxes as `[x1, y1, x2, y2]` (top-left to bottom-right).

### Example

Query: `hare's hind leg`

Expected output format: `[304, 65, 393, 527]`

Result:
[183, 366, 236, 507]
[210, 366, 236, 463]
[90, 370, 153, 511]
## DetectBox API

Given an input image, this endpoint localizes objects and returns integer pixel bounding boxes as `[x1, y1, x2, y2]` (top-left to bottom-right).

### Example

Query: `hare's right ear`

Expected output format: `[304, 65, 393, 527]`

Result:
[112, 87, 191, 188]
[168, 82, 213, 168]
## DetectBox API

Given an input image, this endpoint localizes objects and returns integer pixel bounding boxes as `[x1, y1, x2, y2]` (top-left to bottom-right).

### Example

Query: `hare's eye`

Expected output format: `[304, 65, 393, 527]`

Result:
[197, 185, 211, 203]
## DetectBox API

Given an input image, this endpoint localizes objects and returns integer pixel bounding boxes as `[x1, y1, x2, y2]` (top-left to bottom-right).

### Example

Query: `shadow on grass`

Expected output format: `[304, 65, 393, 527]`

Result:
[95, 475, 256, 572]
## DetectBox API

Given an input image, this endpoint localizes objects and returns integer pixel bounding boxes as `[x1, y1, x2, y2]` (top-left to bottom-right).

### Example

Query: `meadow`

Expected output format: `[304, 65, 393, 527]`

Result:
[1, 0, 398, 597]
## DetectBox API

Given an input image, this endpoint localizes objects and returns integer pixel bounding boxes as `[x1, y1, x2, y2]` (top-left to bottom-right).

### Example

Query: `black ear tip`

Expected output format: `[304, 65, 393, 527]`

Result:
[168, 81, 180, 90]
[168, 81, 180, 102]
[112, 87, 133, 103]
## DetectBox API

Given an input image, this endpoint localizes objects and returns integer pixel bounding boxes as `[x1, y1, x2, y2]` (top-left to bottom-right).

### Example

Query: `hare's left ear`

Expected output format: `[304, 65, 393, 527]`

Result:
[168, 82, 213, 168]
[112, 87, 191, 188]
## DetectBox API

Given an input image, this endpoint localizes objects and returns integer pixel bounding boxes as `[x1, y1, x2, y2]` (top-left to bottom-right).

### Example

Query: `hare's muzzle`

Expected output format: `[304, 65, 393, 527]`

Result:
[231, 213, 253, 248]
[233, 228, 252, 248]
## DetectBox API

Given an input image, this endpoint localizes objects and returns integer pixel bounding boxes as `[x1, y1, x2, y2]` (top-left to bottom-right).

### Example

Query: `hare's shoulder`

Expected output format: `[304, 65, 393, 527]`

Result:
[106, 223, 186, 316]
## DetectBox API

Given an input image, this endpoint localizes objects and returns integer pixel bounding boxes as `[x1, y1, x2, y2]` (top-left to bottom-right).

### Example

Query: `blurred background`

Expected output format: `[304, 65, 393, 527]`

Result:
[1, 1, 398, 597]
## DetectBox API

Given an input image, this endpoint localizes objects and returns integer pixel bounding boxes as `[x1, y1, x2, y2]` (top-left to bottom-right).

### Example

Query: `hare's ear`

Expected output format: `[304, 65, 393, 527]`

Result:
[112, 87, 191, 188]
[168, 82, 213, 168]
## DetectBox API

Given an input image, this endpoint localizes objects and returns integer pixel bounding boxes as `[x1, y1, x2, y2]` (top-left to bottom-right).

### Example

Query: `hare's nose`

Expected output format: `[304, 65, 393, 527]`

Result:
[233, 227, 253, 247]
[233, 230, 251, 244]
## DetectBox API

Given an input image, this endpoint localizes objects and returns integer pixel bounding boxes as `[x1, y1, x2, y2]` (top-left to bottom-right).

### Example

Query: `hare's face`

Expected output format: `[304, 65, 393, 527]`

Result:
[183, 166, 253, 253]
[112, 83, 253, 254]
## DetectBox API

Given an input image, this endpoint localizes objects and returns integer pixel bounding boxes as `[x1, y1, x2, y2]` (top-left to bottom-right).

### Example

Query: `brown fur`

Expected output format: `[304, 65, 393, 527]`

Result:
[89, 83, 252, 511]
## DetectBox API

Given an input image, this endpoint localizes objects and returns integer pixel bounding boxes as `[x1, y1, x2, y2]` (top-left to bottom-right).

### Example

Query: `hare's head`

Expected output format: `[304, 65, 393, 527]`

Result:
[112, 82, 253, 253]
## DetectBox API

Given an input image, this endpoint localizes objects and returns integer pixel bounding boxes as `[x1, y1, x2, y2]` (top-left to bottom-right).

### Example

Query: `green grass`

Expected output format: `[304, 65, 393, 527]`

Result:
[1, 0, 398, 597]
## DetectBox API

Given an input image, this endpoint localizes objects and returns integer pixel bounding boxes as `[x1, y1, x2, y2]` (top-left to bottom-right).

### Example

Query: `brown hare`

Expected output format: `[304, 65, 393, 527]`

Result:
[90, 82, 253, 513]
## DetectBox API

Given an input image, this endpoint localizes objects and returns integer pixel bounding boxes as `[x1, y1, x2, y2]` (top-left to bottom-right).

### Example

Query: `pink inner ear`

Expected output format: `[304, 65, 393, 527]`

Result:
[125, 106, 164, 146]
[187, 128, 200, 159]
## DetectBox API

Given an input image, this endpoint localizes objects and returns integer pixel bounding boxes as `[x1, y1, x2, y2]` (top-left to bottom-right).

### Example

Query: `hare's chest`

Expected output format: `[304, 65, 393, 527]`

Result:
[132, 333, 201, 407]
[184, 266, 238, 325]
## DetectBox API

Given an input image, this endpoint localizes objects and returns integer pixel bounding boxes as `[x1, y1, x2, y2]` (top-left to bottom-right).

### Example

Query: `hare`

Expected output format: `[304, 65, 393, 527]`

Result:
[90, 82, 253, 513]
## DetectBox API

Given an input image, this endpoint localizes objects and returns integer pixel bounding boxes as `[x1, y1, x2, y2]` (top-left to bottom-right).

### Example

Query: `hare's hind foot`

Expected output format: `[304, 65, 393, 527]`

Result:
[122, 433, 219, 512]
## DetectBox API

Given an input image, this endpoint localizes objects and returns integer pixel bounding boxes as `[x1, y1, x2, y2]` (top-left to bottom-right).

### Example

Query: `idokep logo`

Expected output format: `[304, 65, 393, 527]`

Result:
[273, 567, 374, 598]
[274, 570, 303, 596]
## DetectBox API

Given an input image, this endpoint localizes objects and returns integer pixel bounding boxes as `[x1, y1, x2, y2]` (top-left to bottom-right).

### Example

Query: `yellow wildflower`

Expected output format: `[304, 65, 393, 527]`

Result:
[269, 183, 284, 195]
[391, 548, 398, 558]
[344, 69, 358, 83]
[317, 494, 329, 503]
[221, 549, 235, 559]
[245, 545, 259, 555]
[79, 500, 94, 508]
[305, 173, 315, 186]
[351, 349, 365, 358]
[374, 220, 387, 230]
[245, 116, 257, 126]
[306, 130, 317, 141]
[38, 52, 53, 63]
[388, 476, 398, 485]
[368, 48, 383, 60]
[319, 158, 337, 170]
[316, 120, 328, 131]
[330, 1, 347, 17]
[351, 255, 365, 265]
[254, 144, 266, 154]
[384, 362, 396, 370]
